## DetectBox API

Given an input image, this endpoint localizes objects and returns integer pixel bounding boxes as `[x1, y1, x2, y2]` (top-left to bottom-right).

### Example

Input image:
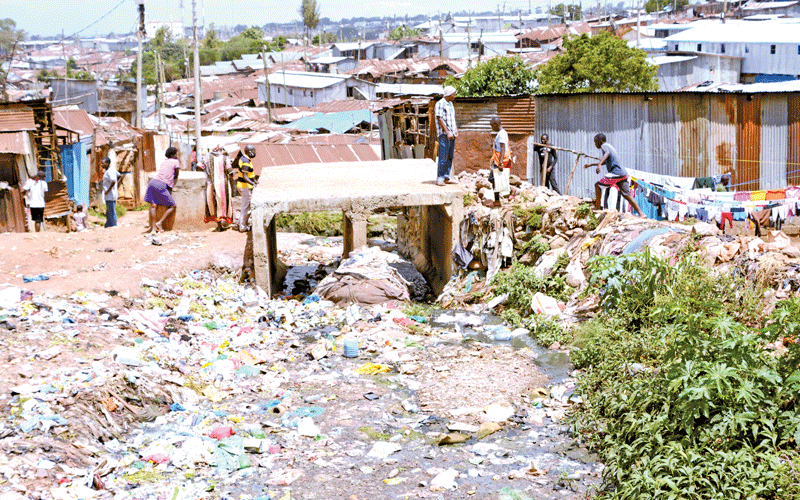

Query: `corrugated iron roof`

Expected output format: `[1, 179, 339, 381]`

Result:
[52, 108, 94, 137]
[259, 70, 350, 89]
[665, 19, 800, 43]
[0, 107, 36, 132]
[0, 131, 29, 153]
[311, 100, 372, 113]
[237, 142, 379, 174]
[282, 110, 376, 134]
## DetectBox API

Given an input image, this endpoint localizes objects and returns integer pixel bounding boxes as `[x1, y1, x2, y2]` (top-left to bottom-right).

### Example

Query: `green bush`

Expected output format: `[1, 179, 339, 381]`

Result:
[570, 252, 799, 499]
[521, 234, 550, 262]
[513, 205, 545, 231]
[491, 260, 572, 313]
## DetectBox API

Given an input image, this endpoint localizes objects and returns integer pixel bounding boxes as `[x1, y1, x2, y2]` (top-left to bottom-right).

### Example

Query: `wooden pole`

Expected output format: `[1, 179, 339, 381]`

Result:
[541, 150, 548, 187]
[564, 154, 582, 195]
[192, 0, 202, 166]
[262, 44, 272, 122]
[135, 0, 144, 128]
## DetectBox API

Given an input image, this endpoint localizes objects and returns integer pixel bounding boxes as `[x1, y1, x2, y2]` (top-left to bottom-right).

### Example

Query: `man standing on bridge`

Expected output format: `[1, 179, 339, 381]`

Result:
[435, 86, 459, 187]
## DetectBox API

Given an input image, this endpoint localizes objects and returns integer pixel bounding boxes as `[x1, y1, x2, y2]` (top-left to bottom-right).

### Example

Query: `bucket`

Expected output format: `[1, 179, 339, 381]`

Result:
[343, 338, 359, 358]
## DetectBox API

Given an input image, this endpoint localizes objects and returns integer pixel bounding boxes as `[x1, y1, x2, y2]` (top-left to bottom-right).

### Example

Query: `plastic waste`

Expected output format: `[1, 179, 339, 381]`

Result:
[343, 338, 359, 358]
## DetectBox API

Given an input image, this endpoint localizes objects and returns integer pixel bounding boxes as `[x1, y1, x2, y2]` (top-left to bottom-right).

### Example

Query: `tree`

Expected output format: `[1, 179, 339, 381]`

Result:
[312, 32, 337, 45]
[645, 0, 688, 13]
[444, 56, 536, 97]
[0, 18, 25, 102]
[203, 24, 222, 50]
[299, 0, 320, 43]
[534, 31, 658, 93]
[551, 3, 583, 20]
[388, 25, 420, 41]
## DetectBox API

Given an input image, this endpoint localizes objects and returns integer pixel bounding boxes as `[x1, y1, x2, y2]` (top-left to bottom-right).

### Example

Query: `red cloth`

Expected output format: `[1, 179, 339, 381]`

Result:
[142, 453, 171, 464]
[392, 317, 417, 327]
[719, 212, 733, 229]
[598, 176, 627, 190]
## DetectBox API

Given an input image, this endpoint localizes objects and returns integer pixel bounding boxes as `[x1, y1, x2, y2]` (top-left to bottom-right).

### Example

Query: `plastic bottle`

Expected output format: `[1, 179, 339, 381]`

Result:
[343, 338, 359, 358]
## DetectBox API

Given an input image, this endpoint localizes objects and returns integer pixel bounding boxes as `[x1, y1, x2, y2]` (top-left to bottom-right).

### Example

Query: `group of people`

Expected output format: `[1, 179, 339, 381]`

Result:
[434, 86, 645, 216]
[142, 143, 257, 234]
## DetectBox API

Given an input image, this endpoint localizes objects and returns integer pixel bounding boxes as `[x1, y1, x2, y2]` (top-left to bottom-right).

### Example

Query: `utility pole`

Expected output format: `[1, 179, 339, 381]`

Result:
[262, 44, 272, 122]
[636, 0, 641, 48]
[478, 29, 483, 64]
[136, 0, 144, 128]
[467, 20, 471, 69]
[192, 0, 201, 161]
[438, 14, 443, 61]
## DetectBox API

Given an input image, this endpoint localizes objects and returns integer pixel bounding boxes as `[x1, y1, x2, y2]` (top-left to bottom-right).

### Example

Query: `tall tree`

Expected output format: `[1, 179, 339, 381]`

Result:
[0, 18, 25, 102]
[445, 56, 536, 97]
[299, 0, 321, 44]
[534, 31, 658, 93]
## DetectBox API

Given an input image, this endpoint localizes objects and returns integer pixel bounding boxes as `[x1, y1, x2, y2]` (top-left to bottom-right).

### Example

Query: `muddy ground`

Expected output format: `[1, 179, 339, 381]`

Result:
[0, 211, 600, 500]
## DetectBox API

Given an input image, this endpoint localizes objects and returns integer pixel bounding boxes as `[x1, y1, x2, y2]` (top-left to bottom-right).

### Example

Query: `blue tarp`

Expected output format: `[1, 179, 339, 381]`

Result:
[60, 142, 89, 207]
[282, 110, 377, 134]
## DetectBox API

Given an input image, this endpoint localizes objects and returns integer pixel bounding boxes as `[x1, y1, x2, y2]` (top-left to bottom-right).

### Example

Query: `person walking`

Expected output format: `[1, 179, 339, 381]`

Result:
[584, 133, 644, 217]
[534, 134, 561, 195]
[435, 85, 459, 186]
[22, 170, 48, 232]
[489, 116, 512, 207]
[143, 146, 181, 234]
[101, 156, 119, 228]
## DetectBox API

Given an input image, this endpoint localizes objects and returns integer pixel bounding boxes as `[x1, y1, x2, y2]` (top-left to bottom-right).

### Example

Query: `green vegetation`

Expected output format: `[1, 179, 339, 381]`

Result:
[569, 251, 800, 498]
[388, 25, 421, 41]
[575, 201, 599, 230]
[299, 0, 321, 43]
[550, 3, 583, 20]
[645, 0, 688, 12]
[521, 234, 550, 262]
[535, 31, 658, 93]
[513, 205, 545, 231]
[275, 211, 343, 236]
[0, 18, 25, 100]
[445, 56, 536, 97]
[491, 257, 572, 314]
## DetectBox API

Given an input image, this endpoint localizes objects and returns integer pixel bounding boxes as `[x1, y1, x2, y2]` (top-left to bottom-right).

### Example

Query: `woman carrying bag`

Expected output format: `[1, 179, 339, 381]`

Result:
[489, 116, 512, 208]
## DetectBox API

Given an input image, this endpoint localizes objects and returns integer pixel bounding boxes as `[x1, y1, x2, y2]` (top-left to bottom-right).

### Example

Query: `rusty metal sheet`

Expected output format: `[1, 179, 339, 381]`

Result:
[497, 97, 535, 135]
[0, 186, 26, 233]
[352, 144, 381, 161]
[53, 109, 94, 137]
[737, 94, 762, 191]
[0, 132, 29, 154]
[789, 94, 800, 185]
[0, 107, 36, 132]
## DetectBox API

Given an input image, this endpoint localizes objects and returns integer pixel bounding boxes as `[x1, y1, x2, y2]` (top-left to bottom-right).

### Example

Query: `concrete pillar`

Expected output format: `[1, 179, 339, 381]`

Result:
[424, 200, 463, 295]
[342, 210, 368, 258]
[252, 210, 285, 294]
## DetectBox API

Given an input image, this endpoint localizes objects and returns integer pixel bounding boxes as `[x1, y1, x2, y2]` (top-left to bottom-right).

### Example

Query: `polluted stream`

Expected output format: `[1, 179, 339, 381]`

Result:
[2, 257, 601, 500]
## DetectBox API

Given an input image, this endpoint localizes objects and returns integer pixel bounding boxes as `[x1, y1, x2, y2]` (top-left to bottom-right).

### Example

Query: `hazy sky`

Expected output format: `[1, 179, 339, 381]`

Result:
[1, 0, 550, 37]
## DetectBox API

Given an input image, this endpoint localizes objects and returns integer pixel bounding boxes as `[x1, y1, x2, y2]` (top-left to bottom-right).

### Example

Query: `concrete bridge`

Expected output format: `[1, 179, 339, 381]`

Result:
[249, 159, 465, 296]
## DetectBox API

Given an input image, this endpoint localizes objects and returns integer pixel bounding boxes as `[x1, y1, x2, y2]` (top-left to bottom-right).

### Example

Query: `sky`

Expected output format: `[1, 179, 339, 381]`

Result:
[0, 0, 551, 38]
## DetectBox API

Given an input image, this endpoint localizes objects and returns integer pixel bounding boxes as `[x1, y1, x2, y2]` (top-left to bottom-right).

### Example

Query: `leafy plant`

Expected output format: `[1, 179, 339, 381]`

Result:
[521, 234, 550, 261]
[575, 201, 599, 230]
[513, 205, 545, 231]
[491, 260, 572, 314]
[275, 211, 342, 236]
[445, 56, 536, 97]
[569, 251, 798, 499]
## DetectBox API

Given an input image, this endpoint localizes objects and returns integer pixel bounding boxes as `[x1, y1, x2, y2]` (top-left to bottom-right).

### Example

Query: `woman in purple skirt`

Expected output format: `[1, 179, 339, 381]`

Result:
[144, 146, 181, 233]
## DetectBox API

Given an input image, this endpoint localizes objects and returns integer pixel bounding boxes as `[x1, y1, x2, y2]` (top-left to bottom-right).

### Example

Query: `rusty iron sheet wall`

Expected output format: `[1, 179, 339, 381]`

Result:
[534, 92, 800, 198]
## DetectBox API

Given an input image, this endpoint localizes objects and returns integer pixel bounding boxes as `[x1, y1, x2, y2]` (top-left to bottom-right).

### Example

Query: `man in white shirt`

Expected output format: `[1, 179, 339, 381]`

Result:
[22, 170, 48, 232]
[102, 156, 119, 228]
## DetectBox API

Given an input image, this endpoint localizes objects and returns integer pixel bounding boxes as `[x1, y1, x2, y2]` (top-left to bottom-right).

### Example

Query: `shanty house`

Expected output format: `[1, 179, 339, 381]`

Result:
[257, 71, 376, 107]
[415, 32, 519, 59]
[664, 20, 800, 82]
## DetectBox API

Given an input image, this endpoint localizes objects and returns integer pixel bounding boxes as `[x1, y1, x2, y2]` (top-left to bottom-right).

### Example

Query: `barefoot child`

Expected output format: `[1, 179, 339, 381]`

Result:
[584, 133, 644, 217]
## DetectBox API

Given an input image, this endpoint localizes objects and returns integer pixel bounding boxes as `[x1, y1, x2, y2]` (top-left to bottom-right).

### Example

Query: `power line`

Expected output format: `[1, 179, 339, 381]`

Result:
[66, 0, 130, 39]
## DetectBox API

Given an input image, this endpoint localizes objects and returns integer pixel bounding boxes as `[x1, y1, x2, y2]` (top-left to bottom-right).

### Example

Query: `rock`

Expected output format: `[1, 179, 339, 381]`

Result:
[483, 403, 515, 422]
[430, 468, 459, 490]
[477, 422, 502, 439]
[509, 174, 522, 186]
[439, 433, 468, 445]
[447, 422, 479, 433]
[549, 235, 568, 249]
[366, 442, 402, 459]
[783, 245, 800, 259]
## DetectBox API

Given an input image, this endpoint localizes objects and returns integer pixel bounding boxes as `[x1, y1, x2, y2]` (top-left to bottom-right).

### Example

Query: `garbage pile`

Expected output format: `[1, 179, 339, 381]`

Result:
[441, 170, 800, 311]
[0, 265, 601, 499]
